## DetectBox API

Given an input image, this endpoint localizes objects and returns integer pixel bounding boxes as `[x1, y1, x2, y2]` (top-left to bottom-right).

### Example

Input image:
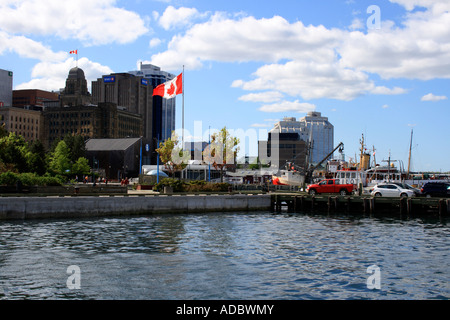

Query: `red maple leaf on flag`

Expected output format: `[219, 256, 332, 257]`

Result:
[167, 82, 176, 96]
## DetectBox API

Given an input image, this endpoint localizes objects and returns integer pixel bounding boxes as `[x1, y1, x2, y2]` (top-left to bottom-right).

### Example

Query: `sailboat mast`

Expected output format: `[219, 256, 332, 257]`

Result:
[407, 128, 413, 177]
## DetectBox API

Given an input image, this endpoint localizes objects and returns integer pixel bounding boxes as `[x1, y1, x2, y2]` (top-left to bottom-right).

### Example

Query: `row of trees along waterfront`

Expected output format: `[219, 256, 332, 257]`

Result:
[0, 125, 91, 186]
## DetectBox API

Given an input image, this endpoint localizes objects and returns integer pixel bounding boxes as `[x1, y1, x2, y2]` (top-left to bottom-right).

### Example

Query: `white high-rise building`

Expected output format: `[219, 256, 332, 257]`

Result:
[299, 112, 334, 165]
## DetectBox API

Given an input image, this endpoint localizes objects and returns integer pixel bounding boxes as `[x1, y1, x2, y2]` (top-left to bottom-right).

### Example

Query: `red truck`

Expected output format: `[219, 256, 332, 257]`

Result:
[306, 179, 354, 195]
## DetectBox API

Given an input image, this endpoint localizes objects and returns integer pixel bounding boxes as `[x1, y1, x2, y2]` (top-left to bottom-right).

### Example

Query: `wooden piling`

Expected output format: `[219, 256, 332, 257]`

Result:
[407, 198, 413, 216]
[438, 199, 446, 216]
[369, 197, 375, 214]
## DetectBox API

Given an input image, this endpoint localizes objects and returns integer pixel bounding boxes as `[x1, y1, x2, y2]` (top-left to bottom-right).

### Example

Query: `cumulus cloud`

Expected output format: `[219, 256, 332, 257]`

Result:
[259, 101, 316, 113]
[0, 0, 149, 45]
[149, 1, 450, 104]
[421, 93, 448, 101]
[158, 6, 206, 30]
[238, 91, 283, 103]
[15, 57, 113, 92]
[0, 31, 67, 61]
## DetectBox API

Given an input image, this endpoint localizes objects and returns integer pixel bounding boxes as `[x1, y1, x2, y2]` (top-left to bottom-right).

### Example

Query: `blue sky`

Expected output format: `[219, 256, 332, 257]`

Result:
[1, 0, 449, 171]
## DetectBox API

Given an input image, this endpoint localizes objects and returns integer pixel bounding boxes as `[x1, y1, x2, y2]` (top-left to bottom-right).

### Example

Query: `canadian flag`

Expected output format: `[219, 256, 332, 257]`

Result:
[70, 50, 77, 54]
[153, 73, 183, 99]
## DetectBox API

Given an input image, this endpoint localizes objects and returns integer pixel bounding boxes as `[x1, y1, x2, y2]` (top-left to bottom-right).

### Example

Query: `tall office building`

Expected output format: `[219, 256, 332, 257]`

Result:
[60, 67, 92, 107]
[299, 112, 334, 165]
[258, 117, 310, 170]
[91, 72, 153, 141]
[259, 113, 334, 169]
[128, 63, 176, 142]
[0, 69, 13, 107]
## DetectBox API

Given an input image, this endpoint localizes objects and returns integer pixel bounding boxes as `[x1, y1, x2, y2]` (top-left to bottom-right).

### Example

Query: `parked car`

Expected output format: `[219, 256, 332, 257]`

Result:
[420, 182, 450, 198]
[370, 183, 416, 198]
[391, 182, 421, 197]
[306, 179, 354, 195]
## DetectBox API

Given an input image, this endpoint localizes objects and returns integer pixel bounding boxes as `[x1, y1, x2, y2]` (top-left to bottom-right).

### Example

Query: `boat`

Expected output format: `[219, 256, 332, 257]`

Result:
[272, 169, 305, 186]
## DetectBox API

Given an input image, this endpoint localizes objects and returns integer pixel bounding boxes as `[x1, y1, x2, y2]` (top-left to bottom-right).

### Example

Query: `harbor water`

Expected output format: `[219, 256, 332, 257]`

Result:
[0, 211, 448, 300]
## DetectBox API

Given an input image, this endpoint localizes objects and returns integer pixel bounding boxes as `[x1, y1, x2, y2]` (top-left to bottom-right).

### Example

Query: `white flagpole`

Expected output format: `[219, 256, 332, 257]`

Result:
[182, 65, 185, 148]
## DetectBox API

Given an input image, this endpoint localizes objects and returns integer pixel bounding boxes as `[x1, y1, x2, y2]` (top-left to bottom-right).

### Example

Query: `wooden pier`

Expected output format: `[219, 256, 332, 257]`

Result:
[270, 194, 450, 216]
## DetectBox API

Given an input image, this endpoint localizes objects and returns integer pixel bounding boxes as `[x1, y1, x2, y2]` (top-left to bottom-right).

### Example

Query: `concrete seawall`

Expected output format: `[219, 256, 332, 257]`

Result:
[0, 194, 272, 220]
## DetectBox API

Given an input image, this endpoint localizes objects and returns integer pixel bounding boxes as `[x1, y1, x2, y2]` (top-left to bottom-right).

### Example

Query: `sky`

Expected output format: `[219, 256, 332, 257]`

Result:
[0, 0, 449, 172]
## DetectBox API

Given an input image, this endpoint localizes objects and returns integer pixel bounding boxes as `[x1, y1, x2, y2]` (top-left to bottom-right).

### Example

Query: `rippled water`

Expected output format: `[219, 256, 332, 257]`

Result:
[0, 211, 448, 300]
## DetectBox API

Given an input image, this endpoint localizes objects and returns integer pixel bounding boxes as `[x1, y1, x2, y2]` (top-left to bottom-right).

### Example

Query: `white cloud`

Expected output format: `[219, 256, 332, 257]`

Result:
[250, 123, 271, 128]
[421, 93, 448, 101]
[149, 38, 163, 48]
[371, 86, 409, 95]
[259, 100, 316, 113]
[15, 57, 113, 92]
[349, 18, 364, 30]
[0, 31, 67, 62]
[158, 6, 206, 30]
[238, 91, 283, 103]
[0, 0, 149, 45]
[151, 13, 343, 71]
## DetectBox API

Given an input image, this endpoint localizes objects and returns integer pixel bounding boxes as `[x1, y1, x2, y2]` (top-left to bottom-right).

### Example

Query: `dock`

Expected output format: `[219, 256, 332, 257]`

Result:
[270, 194, 450, 216]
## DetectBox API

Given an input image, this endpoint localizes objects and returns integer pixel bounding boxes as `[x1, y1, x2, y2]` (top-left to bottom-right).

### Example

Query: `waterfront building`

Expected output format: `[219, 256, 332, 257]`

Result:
[60, 67, 92, 107]
[85, 137, 143, 180]
[299, 111, 334, 165]
[258, 113, 334, 170]
[42, 102, 143, 149]
[0, 106, 44, 142]
[128, 63, 176, 142]
[0, 69, 13, 108]
[13, 89, 59, 110]
[258, 117, 310, 170]
[91, 71, 153, 140]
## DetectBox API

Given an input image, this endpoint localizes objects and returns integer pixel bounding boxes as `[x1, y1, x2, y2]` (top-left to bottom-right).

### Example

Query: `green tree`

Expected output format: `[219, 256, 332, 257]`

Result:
[203, 127, 240, 182]
[0, 124, 8, 138]
[63, 134, 86, 163]
[27, 140, 47, 175]
[0, 133, 30, 173]
[156, 132, 189, 177]
[49, 140, 72, 176]
[72, 157, 91, 176]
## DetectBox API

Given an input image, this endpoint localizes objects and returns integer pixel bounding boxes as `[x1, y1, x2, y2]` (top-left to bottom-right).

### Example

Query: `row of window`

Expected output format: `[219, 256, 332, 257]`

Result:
[10, 123, 39, 131]
[47, 112, 92, 119]
[9, 115, 39, 124]
[49, 128, 91, 134]
[49, 120, 91, 126]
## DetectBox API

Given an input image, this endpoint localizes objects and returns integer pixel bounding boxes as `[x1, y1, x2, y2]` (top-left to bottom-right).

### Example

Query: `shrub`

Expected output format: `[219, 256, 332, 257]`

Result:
[153, 178, 187, 192]
[0, 172, 64, 186]
[0, 171, 19, 186]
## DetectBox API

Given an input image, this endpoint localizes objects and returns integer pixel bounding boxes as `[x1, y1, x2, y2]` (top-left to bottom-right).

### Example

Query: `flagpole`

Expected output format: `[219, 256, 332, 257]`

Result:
[182, 65, 185, 148]
[76, 49, 78, 68]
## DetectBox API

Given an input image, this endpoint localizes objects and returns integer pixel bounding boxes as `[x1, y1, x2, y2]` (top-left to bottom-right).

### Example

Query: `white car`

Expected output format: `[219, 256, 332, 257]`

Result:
[370, 183, 416, 198]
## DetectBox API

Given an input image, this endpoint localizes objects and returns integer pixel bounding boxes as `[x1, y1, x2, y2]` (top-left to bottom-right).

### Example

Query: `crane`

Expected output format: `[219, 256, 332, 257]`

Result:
[305, 142, 344, 183]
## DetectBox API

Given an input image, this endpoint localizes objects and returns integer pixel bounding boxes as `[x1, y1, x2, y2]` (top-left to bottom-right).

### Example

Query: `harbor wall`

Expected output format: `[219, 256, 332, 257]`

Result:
[0, 194, 272, 220]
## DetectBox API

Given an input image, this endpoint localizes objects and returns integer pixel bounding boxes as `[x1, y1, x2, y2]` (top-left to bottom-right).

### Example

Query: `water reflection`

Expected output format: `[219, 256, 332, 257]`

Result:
[0, 212, 449, 300]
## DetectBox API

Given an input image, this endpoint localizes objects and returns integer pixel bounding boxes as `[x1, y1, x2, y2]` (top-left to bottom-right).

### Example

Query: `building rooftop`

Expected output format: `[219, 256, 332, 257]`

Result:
[85, 137, 141, 151]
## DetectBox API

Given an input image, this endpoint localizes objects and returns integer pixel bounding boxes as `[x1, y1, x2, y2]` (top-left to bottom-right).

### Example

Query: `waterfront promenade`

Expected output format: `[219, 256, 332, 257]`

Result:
[1, 184, 449, 220]
[0, 191, 271, 220]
